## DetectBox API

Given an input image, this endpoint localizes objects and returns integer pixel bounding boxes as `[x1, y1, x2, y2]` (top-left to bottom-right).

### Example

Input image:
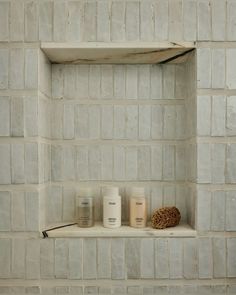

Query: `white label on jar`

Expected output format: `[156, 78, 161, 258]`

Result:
[130, 197, 147, 227]
[103, 197, 121, 228]
[78, 198, 93, 207]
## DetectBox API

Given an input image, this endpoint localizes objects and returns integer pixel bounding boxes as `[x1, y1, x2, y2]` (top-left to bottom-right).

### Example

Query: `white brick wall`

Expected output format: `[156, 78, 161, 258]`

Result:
[1, 0, 236, 287]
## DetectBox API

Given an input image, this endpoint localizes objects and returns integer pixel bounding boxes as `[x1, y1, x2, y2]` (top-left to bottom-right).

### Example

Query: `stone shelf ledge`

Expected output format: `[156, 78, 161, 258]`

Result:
[42, 222, 196, 238]
[41, 42, 195, 64]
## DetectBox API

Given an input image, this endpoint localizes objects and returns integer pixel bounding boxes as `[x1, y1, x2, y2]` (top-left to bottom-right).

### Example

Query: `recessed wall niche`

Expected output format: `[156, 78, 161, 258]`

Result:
[40, 43, 196, 234]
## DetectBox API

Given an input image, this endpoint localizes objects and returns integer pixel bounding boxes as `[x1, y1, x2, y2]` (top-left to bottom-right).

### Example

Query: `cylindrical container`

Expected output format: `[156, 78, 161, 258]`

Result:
[129, 187, 147, 228]
[77, 188, 94, 228]
[103, 187, 121, 228]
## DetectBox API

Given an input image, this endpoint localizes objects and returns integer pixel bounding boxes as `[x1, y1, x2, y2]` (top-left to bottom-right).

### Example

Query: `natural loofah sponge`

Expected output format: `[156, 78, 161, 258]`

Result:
[151, 207, 181, 229]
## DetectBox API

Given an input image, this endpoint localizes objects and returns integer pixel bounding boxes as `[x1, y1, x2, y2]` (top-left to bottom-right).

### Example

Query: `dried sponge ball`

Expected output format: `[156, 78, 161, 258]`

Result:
[151, 207, 181, 229]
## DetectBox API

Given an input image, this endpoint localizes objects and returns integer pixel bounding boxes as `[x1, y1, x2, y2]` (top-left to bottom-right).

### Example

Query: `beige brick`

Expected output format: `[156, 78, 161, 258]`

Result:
[226, 50, 236, 89]
[226, 191, 236, 231]
[25, 192, 39, 231]
[0, 192, 11, 231]
[126, 238, 141, 279]
[227, 1, 236, 41]
[84, 2, 97, 41]
[40, 239, 54, 279]
[101, 65, 113, 99]
[101, 145, 113, 181]
[212, 49, 225, 88]
[197, 0, 211, 40]
[126, 65, 138, 99]
[0, 239, 11, 278]
[154, 0, 168, 41]
[198, 238, 213, 278]
[169, 0, 183, 41]
[0, 144, 11, 184]
[55, 239, 68, 279]
[10, 49, 24, 90]
[25, 1, 38, 41]
[69, 239, 82, 279]
[140, 239, 154, 279]
[0, 49, 8, 89]
[11, 191, 25, 231]
[197, 48, 211, 88]
[150, 65, 162, 99]
[126, 146, 137, 181]
[11, 97, 24, 137]
[111, 2, 125, 42]
[111, 238, 125, 280]
[212, 96, 226, 136]
[97, 238, 111, 279]
[10, 1, 24, 41]
[53, 1, 66, 42]
[25, 49, 38, 90]
[184, 238, 198, 279]
[39, 1, 53, 41]
[125, 1, 139, 41]
[139, 105, 151, 140]
[89, 65, 101, 99]
[227, 238, 236, 277]
[126, 105, 138, 139]
[138, 146, 150, 180]
[83, 238, 97, 279]
[12, 239, 25, 279]
[183, 0, 197, 41]
[67, 1, 83, 41]
[114, 146, 125, 181]
[163, 144, 175, 181]
[140, 1, 154, 41]
[0, 2, 9, 41]
[155, 238, 169, 279]
[211, 191, 225, 231]
[212, 0, 226, 41]
[26, 239, 40, 279]
[213, 238, 226, 278]
[0, 97, 10, 136]
[97, 1, 110, 42]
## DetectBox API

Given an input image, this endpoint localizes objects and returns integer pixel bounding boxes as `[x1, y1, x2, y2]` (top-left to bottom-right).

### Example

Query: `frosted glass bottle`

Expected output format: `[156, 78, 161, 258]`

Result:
[77, 188, 94, 228]
[129, 187, 147, 228]
[103, 187, 121, 228]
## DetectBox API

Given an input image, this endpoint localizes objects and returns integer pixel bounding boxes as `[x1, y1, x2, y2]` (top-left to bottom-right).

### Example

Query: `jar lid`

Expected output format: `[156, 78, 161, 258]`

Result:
[78, 187, 93, 197]
[103, 186, 119, 197]
[130, 187, 145, 198]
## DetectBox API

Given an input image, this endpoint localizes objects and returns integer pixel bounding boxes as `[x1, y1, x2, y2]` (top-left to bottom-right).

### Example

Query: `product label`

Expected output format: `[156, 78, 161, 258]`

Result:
[136, 202, 143, 205]
[77, 206, 94, 227]
[78, 198, 93, 207]
[135, 217, 144, 224]
[108, 217, 117, 223]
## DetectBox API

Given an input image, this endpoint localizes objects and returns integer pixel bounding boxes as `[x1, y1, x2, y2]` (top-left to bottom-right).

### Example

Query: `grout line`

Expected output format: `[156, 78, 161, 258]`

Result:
[197, 41, 236, 48]
[197, 88, 236, 95]
[0, 89, 38, 96]
[50, 98, 186, 105]
[0, 278, 235, 287]
[3, 136, 236, 145]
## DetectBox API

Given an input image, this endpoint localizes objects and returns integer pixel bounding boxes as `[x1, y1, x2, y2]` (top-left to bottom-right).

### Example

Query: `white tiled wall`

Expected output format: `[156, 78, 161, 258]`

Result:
[0, 0, 236, 290]
[0, 0, 235, 43]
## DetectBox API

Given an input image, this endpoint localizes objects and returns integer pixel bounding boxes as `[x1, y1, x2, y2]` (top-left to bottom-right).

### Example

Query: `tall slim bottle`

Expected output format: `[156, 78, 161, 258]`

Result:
[103, 187, 121, 228]
[130, 187, 147, 228]
[77, 188, 94, 228]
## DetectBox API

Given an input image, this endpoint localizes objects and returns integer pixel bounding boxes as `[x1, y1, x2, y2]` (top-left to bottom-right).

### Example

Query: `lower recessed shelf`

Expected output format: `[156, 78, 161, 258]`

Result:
[42, 222, 196, 238]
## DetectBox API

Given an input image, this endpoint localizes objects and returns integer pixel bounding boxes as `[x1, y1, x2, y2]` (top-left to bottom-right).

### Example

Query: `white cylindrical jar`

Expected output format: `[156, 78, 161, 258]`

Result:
[77, 188, 94, 228]
[129, 187, 147, 228]
[103, 187, 121, 228]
